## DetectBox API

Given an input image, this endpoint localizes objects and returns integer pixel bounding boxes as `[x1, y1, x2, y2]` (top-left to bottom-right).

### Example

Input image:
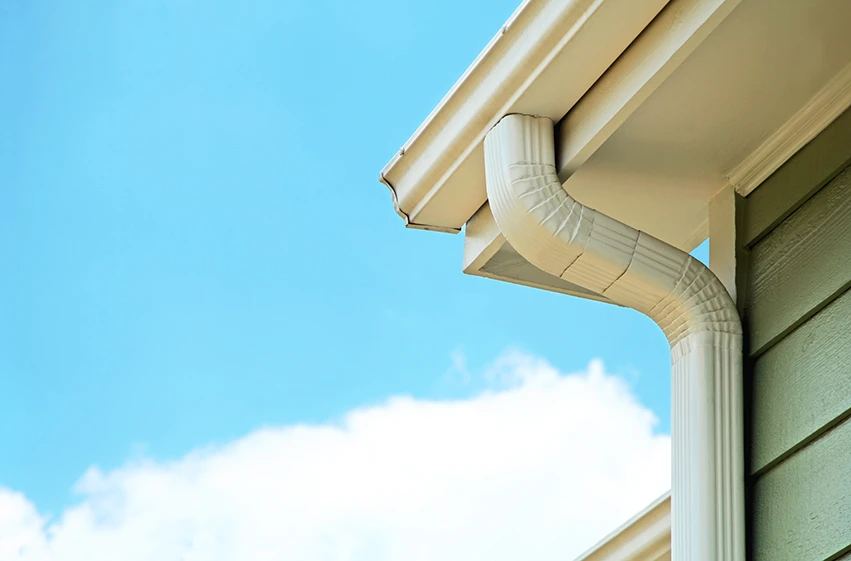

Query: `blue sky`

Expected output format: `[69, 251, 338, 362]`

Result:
[0, 0, 703, 529]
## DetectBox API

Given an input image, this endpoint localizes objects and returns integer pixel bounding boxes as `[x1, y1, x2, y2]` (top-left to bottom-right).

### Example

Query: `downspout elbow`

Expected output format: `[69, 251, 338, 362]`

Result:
[484, 114, 741, 348]
[484, 114, 744, 561]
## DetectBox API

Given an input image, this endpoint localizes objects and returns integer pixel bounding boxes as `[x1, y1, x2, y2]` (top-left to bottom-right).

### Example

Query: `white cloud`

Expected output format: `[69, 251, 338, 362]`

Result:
[0, 350, 670, 561]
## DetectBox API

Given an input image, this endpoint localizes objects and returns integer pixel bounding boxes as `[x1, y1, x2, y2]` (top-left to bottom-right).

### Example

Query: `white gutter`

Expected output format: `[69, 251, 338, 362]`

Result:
[378, 0, 670, 233]
[576, 492, 671, 561]
[484, 115, 744, 560]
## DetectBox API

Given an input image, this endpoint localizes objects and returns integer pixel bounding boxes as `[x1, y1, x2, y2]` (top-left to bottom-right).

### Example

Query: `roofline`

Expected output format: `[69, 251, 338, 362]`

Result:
[380, 0, 532, 177]
[379, 0, 670, 232]
[575, 492, 671, 561]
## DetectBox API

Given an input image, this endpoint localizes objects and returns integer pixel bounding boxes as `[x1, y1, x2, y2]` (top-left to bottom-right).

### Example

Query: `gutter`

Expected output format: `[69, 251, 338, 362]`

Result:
[484, 114, 744, 560]
[576, 492, 671, 561]
[378, 0, 671, 233]
[379, 170, 460, 233]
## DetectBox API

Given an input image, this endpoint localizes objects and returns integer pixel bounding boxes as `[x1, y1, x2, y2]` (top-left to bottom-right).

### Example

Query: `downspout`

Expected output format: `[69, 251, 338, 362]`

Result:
[484, 115, 743, 561]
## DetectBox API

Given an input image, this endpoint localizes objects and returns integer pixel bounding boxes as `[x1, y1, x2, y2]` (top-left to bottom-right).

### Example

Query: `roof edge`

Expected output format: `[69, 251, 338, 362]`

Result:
[379, 0, 534, 177]
[575, 492, 671, 561]
[379, 0, 670, 231]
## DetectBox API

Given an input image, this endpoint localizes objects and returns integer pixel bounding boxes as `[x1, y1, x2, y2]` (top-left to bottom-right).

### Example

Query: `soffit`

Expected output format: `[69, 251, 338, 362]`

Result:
[560, 0, 851, 250]
[382, 0, 851, 302]
[464, 0, 851, 300]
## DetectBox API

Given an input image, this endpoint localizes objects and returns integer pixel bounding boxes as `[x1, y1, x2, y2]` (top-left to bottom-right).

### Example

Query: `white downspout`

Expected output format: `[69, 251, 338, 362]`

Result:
[484, 114, 744, 561]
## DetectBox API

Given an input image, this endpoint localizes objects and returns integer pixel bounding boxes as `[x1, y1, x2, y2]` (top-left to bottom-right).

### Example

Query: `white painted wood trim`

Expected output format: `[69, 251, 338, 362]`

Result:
[727, 60, 851, 196]
[555, 0, 742, 180]
[485, 115, 744, 561]
[708, 186, 738, 301]
[462, 202, 505, 274]
[575, 492, 671, 561]
[462, 202, 615, 303]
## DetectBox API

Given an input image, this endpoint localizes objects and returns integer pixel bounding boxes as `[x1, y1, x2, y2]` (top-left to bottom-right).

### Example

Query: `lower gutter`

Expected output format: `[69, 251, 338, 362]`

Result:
[577, 492, 671, 561]
[484, 114, 744, 560]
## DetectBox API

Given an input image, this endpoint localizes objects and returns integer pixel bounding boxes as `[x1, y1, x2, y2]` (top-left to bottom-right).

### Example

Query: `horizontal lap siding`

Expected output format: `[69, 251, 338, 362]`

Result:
[743, 108, 851, 561]
[750, 278, 851, 474]
[747, 165, 851, 356]
[752, 416, 851, 561]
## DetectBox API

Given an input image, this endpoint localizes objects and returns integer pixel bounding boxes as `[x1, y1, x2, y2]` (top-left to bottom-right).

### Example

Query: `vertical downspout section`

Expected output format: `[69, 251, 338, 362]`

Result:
[484, 115, 744, 561]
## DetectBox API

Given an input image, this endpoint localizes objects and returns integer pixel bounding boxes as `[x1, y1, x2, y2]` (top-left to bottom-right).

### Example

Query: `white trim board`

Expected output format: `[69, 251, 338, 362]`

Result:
[463, 202, 615, 304]
[727, 60, 851, 196]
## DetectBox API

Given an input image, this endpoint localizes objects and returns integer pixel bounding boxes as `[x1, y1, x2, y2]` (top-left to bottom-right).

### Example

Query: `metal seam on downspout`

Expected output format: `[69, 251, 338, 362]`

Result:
[484, 114, 744, 561]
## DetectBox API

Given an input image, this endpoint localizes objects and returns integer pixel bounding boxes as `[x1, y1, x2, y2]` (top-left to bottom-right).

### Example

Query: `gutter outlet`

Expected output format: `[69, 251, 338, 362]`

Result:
[484, 114, 744, 561]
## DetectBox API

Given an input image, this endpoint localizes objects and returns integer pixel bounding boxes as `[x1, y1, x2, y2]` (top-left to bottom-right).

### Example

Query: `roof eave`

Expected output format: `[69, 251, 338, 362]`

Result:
[379, 0, 671, 232]
[575, 492, 671, 561]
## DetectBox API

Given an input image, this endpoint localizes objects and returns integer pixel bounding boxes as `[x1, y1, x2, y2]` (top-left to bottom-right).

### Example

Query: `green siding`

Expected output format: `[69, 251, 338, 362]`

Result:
[747, 165, 851, 356]
[751, 287, 851, 474]
[741, 107, 851, 561]
[752, 416, 851, 561]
